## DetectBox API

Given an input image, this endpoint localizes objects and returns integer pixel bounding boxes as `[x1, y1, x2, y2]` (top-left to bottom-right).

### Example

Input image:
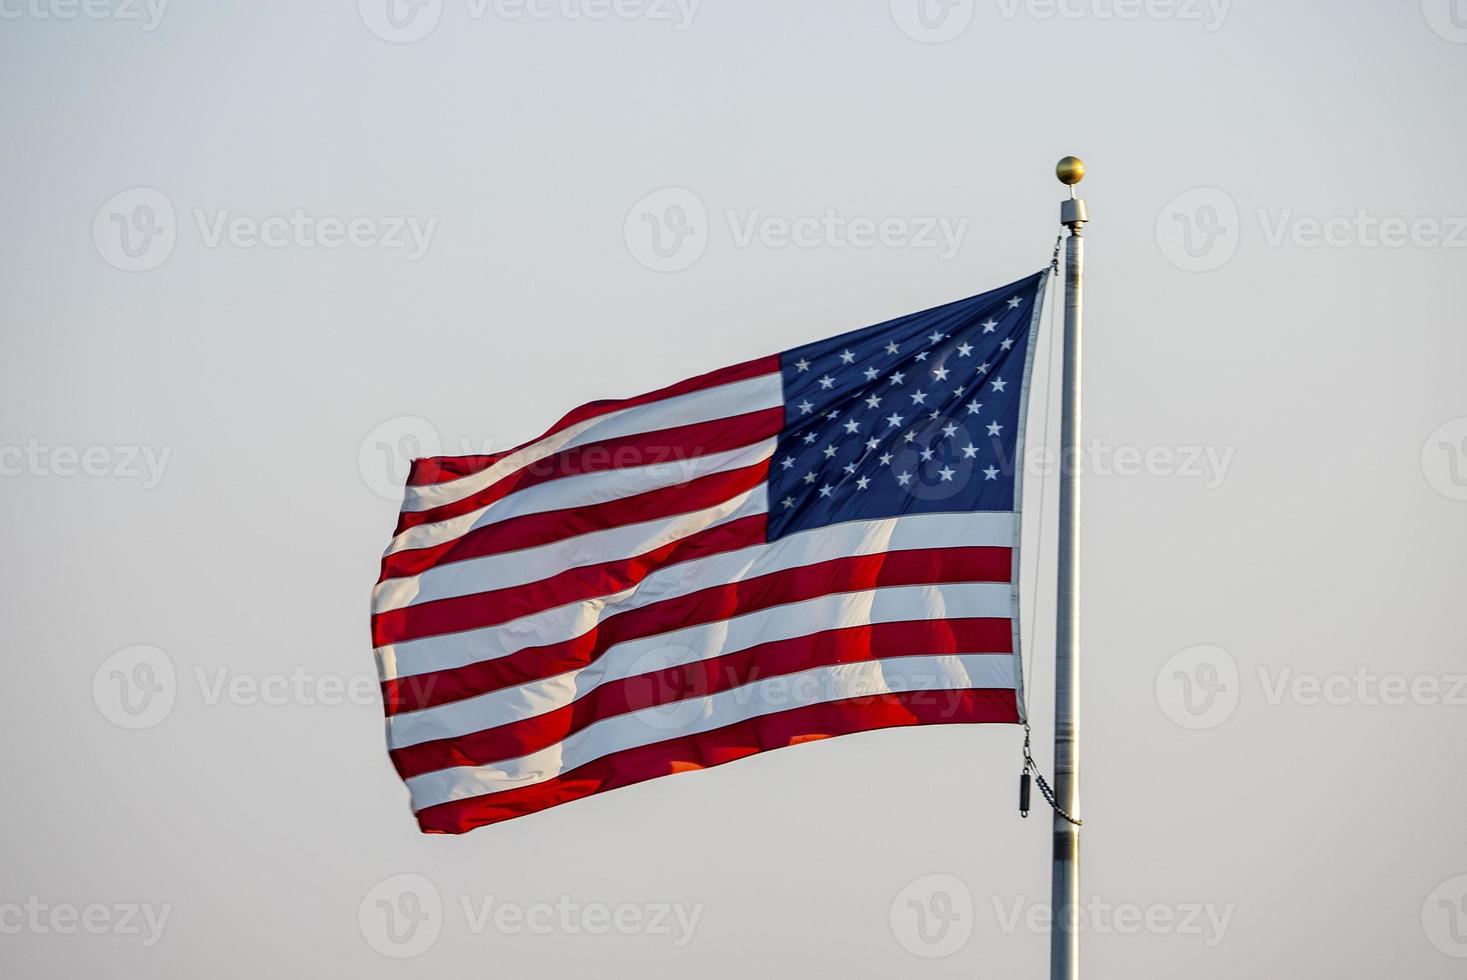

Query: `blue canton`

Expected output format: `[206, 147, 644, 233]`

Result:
[767, 271, 1047, 542]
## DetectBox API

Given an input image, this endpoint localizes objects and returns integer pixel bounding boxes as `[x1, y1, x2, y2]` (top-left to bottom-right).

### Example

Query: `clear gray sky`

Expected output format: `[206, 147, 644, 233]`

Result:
[3, 2, 1466, 977]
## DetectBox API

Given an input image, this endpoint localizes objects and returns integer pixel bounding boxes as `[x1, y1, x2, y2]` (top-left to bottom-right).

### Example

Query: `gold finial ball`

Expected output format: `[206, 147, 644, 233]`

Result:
[1056, 156, 1086, 186]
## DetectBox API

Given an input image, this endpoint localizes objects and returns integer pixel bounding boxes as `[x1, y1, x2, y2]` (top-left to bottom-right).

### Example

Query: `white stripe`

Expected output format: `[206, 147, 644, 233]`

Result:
[373, 488, 767, 613]
[386, 440, 776, 558]
[377, 511, 1016, 681]
[403, 373, 783, 513]
[387, 581, 1014, 750]
[404, 653, 1016, 810]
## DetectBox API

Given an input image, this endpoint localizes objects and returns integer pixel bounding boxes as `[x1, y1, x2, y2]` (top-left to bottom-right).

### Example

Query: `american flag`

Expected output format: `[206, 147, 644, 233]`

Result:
[371, 270, 1048, 834]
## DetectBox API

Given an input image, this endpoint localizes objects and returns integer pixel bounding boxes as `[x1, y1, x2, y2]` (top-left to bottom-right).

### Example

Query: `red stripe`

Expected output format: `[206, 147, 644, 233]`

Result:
[390, 618, 1013, 780]
[382, 546, 1012, 715]
[379, 460, 772, 583]
[407, 356, 781, 487]
[395, 407, 783, 535]
[413, 688, 1020, 833]
[373, 515, 768, 651]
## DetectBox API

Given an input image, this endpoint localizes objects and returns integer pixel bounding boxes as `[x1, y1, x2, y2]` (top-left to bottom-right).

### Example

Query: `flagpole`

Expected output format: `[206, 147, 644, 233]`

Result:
[1051, 155, 1087, 980]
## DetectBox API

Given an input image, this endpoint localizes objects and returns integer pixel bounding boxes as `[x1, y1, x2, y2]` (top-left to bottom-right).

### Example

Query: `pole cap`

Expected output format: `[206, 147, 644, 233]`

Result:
[1056, 156, 1086, 186]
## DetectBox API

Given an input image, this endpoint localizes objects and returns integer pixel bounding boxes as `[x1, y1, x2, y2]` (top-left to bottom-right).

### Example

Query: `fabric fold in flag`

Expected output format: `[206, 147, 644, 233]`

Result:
[370, 270, 1049, 834]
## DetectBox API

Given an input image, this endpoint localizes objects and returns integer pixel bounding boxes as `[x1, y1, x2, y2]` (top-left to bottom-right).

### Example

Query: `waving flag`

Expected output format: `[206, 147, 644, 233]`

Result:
[371, 271, 1048, 834]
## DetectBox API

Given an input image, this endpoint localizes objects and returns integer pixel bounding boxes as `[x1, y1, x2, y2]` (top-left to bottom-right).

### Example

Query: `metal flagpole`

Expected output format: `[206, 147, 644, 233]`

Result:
[1051, 155, 1087, 980]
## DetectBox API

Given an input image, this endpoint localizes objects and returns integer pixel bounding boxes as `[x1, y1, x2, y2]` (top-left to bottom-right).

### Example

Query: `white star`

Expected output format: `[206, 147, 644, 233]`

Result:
[878, 452, 893, 466]
[953, 385, 965, 397]
[844, 419, 860, 434]
[977, 361, 991, 374]
[938, 466, 955, 482]
[817, 375, 835, 390]
[987, 421, 1003, 436]
[863, 367, 880, 382]
[920, 447, 935, 462]
[928, 331, 945, 344]
[910, 390, 928, 405]
[983, 466, 1000, 480]
[957, 342, 973, 357]
[886, 413, 904, 428]
[896, 471, 913, 486]
[990, 377, 1007, 392]
[981, 319, 998, 334]
[838, 349, 856, 364]
[865, 437, 880, 451]
[866, 394, 882, 409]
[903, 431, 917, 444]
[802, 431, 818, 444]
[914, 351, 930, 362]
[803, 471, 817, 484]
[827, 409, 840, 419]
[843, 463, 857, 475]
[941, 423, 958, 439]
[782, 496, 795, 509]
[889, 371, 906, 385]
[885, 341, 900, 355]
[780, 456, 795, 469]
[823, 444, 838, 459]
[928, 410, 940, 421]
[1007, 295, 1022, 309]
[966, 400, 983, 415]
[1000, 338, 1014, 351]
[961, 444, 979, 459]
[856, 476, 871, 490]
[932, 366, 950, 381]
[795, 358, 811, 372]
[819, 484, 833, 498]
[798, 400, 814, 414]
